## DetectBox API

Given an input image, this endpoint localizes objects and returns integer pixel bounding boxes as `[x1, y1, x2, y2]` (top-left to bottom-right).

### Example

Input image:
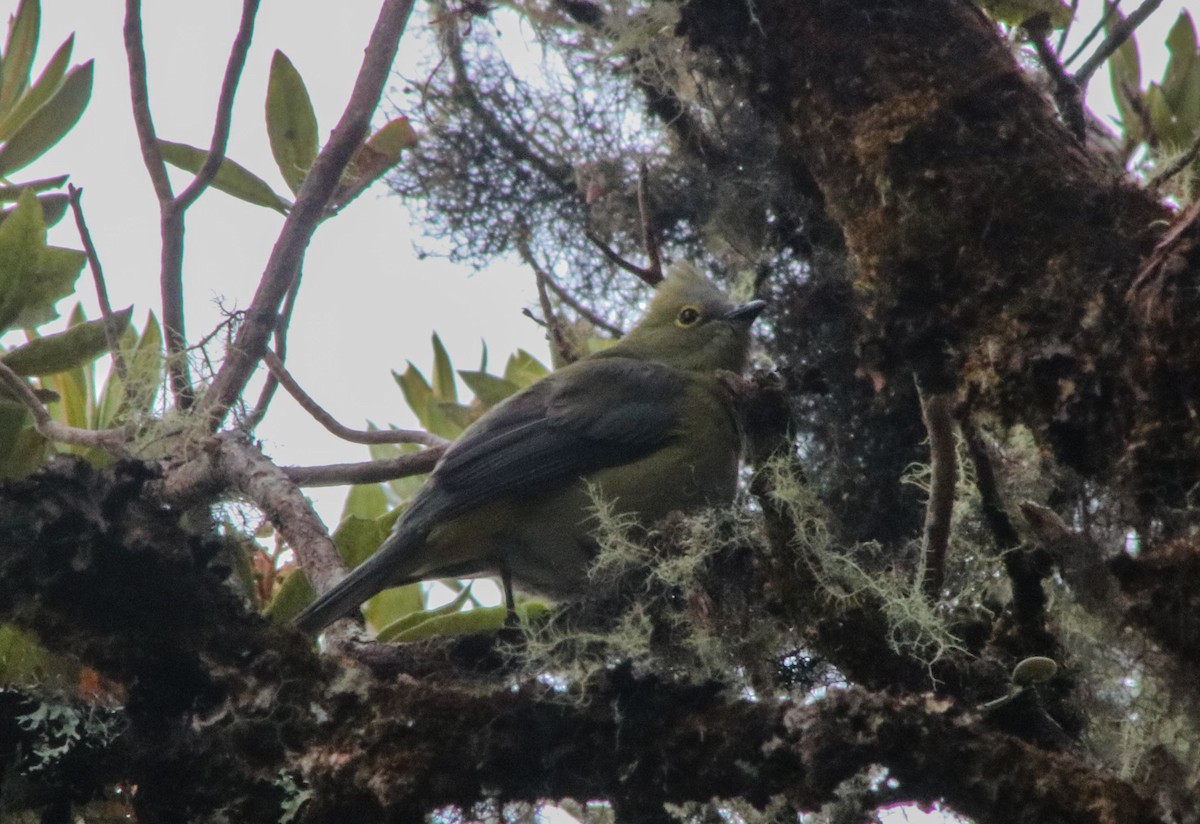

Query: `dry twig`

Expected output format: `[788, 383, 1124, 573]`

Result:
[68, 184, 128, 381]
[919, 388, 957, 599]
[0, 362, 127, 452]
[262, 350, 447, 447]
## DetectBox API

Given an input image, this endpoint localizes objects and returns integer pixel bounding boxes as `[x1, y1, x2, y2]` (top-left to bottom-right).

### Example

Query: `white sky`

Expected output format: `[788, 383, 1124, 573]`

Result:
[6, 0, 1193, 527]
[16, 1, 548, 525]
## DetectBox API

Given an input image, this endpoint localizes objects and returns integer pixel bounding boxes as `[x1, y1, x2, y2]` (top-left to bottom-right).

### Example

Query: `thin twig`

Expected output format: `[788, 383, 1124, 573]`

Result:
[283, 449, 444, 487]
[637, 160, 663, 282]
[262, 350, 447, 447]
[1147, 127, 1200, 189]
[539, 268, 623, 337]
[1063, 0, 1120, 67]
[1027, 22, 1085, 140]
[196, 0, 418, 431]
[123, 0, 172, 204]
[1056, 0, 1081, 55]
[585, 229, 661, 286]
[125, 0, 191, 407]
[918, 387, 957, 600]
[175, 0, 261, 211]
[515, 235, 577, 364]
[1074, 0, 1162, 87]
[68, 185, 128, 381]
[961, 417, 1051, 642]
[0, 362, 127, 452]
[244, 264, 305, 431]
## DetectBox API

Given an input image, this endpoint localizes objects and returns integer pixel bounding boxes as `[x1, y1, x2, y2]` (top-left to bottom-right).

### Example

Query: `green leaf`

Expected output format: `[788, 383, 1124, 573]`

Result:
[0, 33, 71, 142]
[332, 514, 387, 569]
[0, 401, 31, 466]
[0, 174, 67, 200]
[0, 0, 40, 114]
[46, 365, 87, 431]
[157, 139, 292, 213]
[330, 117, 418, 209]
[95, 312, 162, 428]
[265, 50, 318, 195]
[375, 585, 473, 642]
[0, 59, 91, 176]
[978, 0, 1072, 28]
[339, 481, 389, 522]
[264, 567, 315, 623]
[458, 369, 520, 406]
[363, 582, 425, 633]
[0, 421, 47, 477]
[0, 191, 68, 227]
[1146, 83, 1188, 146]
[430, 333, 458, 402]
[365, 438, 429, 502]
[504, 349, 550, 387]
[1105, 10, 1143, 137]
[378, 601, 549, 643]
[394, 363, 434, 428]
[1162, 12, 1197, 111]
[2, 306, 131, 375]
[0, 189, 83, 333]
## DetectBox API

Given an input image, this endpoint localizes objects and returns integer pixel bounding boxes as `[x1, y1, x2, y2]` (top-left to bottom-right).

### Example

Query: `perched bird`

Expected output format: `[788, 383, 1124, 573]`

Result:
[294, 264, 765, 634]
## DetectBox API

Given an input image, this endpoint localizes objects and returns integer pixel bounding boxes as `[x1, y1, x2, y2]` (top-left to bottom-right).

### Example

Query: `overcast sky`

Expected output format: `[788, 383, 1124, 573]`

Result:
[18, 2, 548, 524]
[8, 0, 1193, 531]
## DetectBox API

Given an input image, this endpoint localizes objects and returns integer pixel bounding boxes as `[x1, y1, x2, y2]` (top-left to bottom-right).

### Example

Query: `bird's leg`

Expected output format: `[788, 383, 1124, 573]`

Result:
[500, 559, 518, 626]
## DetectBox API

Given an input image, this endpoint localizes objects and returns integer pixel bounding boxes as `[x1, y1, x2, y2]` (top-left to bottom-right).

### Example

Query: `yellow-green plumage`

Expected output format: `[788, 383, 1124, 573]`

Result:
[295, 264, 765, 633]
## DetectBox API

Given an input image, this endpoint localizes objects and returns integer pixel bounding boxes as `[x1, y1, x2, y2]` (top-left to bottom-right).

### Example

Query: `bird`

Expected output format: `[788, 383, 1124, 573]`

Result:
[294, 263, 766, 634]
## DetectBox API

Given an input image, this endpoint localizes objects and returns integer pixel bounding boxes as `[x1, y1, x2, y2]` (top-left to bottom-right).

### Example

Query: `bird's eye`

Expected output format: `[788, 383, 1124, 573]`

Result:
[676, 306, 702, 327]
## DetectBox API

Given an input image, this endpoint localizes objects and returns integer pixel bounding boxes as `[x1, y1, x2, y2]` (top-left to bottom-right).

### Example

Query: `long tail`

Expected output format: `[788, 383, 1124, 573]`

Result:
[293, 526, 425, 634]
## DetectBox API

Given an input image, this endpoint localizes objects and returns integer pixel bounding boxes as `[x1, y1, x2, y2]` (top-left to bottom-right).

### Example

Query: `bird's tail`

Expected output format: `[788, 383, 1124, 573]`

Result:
[293, 527, 425, 635]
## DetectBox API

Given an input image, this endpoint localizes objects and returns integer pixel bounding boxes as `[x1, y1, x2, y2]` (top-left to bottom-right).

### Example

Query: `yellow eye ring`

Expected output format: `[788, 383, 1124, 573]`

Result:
[676, 306, 702, 327]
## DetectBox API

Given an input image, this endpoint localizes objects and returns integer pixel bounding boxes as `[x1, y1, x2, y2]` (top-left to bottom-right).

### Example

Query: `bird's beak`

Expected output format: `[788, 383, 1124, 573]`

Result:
[724, 299, 767, 324]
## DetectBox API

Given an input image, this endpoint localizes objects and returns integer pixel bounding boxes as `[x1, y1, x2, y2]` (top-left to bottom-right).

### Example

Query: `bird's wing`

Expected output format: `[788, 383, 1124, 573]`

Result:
[419, 356, 687, 521]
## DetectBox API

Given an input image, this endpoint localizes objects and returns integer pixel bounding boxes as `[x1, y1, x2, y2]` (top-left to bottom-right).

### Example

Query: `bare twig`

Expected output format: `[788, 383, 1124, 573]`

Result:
[125, 0, 262, 411]
[124, 0, 193, 408]
[283, 448, 444, 487]
[539, 268, 623, 337]
[1074, 0, 1162, 87]
[1027, 21, 1085, 140]
[68, 185, 128, 382]
[196, 0, 418, 431]
[123, 0, 172, 204]
[175, 0, 261, 211]
[1147, 127, 1200, 189]
[0, 362, 127, 452]
[1056, 0, 1081, 55]
[918, 387, 957, 600]
[262, 350, 447, 447]
[961, 417, 1051, 643]
[1063, 0, 1120, 67]
[515, 235, 577, 364]
[637, 160, 663, 282]
[585, 229, 661, 286]
[244, 265, 305, 431]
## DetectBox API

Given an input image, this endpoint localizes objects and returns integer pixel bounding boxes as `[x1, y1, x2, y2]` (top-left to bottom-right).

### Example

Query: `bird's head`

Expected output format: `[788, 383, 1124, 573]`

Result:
[615, 263, 766, 373]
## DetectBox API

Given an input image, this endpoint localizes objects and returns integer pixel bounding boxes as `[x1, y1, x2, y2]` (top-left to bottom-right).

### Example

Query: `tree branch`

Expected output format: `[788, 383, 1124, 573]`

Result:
[282, 449, 443, 487]
[195, 0, 418, 430]
[262, 350, 448, 447]
[918, 388, 956, 599]
[1074, 0, 1163, 87]
[68, 185, 128, 382]
[174, 0, 261, 211]
[0, 362, 127, 452]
